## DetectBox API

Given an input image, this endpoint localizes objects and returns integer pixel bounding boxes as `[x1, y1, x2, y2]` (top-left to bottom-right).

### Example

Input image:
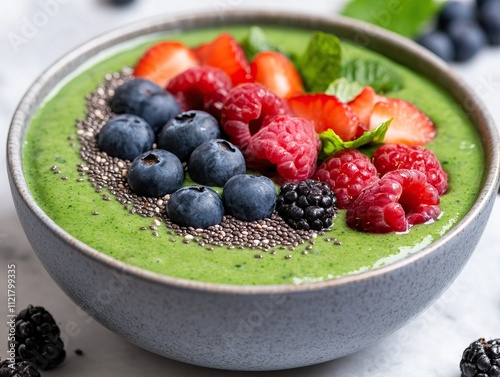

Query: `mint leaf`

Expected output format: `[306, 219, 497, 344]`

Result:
[319, 119, 391, 159]
[240, 26, 287, 61]
[341, 0, 439, 38]
[340, 58, 403, 93]
[298, 32, 342, 93]
[325, 78, 363, 102]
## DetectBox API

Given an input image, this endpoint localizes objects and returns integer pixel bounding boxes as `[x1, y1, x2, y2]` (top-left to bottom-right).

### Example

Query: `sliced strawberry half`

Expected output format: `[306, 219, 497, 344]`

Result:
[193, 33, 253, 85]
[288, 93, 360, 141]
[369, 98, 436, 146]
[134, 41, 199, 87]
[250, 51, 304, 99]
[348, 86, 379, 125]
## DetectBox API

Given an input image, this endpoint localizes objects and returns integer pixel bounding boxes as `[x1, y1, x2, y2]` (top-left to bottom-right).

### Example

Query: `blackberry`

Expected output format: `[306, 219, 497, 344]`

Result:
[276, 179, 337, 231]
[460, 338, 500, 377]
[0, 360, 41, 377]
[15, 305, 66, 370]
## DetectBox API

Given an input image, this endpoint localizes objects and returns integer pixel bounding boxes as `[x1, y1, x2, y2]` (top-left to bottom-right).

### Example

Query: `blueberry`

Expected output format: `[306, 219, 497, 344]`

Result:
[477, 0, 500, 45]
[222, 174, 277, 222]
[437, 1, 475, 31]
[188, 139, 246, 187]
[416, 31, 455, 62]
[97, 114, 154, 161]
[157, 111, 221, 162]
[108, 0, 136, 5]
[166, 186, 224, 228]
[127, 149, 184, 197]
[447, 21, 487, 61]
[110, 78, 180, 133]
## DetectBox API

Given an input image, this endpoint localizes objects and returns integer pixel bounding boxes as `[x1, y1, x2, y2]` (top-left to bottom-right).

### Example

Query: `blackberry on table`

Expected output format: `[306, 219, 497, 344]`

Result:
[15, 305, 66, 370]
[0, 360, 41, 377]
[276, 180, 337, 231]
[461, 338, 500, 377]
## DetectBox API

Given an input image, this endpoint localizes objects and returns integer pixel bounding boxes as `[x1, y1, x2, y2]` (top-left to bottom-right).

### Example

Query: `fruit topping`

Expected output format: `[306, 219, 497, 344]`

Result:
[97, 114, 155, 161]
[460, 338, 500, 377]
[372, 143, 448, 195]
[346, 169, 441, 233]
[369, 98, 436, 146]
[245, 115, 320, 182]
[250, 51, 304, 98]
[314, 148, 379, 209]
[288, 93, 360, 141]
[127, 149, 184, 197]
[0, 360, 41, 377]
[221, 83, 290, 149]
[14, 305, 66, 370]
[166, 186, 224, 229]
[347, 85, 381, 126]
[157, 110, 220, 162]
[188, 139, 246, 187]
[276, 179, 337, 231]
[166, 66, 232, 120]
[133, 41, 198, 87]
[193, 33, 253, 85]
[109, 78, 180, 133]
[222, 174, 277, 222]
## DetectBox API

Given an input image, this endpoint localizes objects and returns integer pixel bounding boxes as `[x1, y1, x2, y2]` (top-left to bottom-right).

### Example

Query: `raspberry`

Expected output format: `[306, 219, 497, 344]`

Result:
[166, 66, 232, 120]
[346, 169, 441, 233]
[372, 143, 448, 195]
[220, 83, 290, 149]
[314, 148, 379, 209]
[245, 114, 319, 182]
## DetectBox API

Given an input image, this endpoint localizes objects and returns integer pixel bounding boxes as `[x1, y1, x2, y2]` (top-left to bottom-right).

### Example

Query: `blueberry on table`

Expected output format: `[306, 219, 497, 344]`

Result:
[416, 31, 455, 62]
[447, 21, 487, 61]
[110, 78, 180, 133]
[188, 139, 246, 187]
[477, 0, 500, 45]
[157, 110, 221, 162]
[108, 0, 136, 5]
[167, 186, 224, 229]
[222, 174, 277, 222]
[437, 1, 476, 31]
[127, 149, 184, 197]
[97, 114, 154, 161]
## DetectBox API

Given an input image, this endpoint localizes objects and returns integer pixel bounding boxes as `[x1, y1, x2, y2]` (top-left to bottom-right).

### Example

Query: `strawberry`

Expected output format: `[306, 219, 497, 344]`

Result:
[193, 33, 253, 85]
[369, 98, 436, 146]
[348, 86, 379, 126]
[250, 51, 304, 99]
[288, 93, 360, 141]
[134, 41, 199, 87]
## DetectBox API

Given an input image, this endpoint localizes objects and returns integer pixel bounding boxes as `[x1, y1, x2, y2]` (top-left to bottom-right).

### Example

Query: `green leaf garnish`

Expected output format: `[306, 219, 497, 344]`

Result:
[319, 119, 391, 159]
[240, 26, 287, 61]
[340, 58, 404, 93]
[325, 77, 364, 102]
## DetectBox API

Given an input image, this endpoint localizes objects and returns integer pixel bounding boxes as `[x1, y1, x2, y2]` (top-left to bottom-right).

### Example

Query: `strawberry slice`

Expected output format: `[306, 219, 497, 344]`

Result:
[134, 41, 199, 87]
[193, 33, 253, 85]
[250, 51, 304, 99]
[369, 98, 436, 146]
[288, 93, 360, 141]
[348, 86, 379, 126]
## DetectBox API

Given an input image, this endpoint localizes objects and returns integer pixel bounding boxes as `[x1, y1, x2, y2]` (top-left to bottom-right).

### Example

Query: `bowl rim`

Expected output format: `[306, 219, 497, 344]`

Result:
[7, 10, 500, 294]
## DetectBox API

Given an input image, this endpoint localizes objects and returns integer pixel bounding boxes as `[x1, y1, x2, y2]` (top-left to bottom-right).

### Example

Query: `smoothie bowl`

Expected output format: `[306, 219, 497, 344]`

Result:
[7, 11, 500, 371]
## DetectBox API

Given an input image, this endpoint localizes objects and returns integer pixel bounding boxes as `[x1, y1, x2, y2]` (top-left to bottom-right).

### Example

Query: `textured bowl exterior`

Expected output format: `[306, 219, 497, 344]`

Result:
[7, 12, 500, 371]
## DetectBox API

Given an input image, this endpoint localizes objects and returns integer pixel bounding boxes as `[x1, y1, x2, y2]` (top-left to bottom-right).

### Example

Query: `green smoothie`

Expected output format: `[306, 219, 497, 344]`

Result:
[23, 25, 484, 285]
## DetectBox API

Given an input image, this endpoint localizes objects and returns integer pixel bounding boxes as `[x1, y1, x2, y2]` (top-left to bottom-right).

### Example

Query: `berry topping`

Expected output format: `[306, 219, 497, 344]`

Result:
[460, 338, 500, 377]
[188, 139, 246, 187]
[0, 360, 41, 377]
[167, 186, 224, 229]
[127, 149, 184, 197]
[288, 93, 360, 141]
[372, 143, 448, 195]
[314, 148, 379, 209]
[220, 83, 290, 149]
[276, 179, 337, 231]
[157, 110, 220, 162]
[250, 51, 304, 98]
[245, 115, 320, 182]
[222, 174, 277, 222]
[347, 86, 380, 126]
[193, 33, 253, 85]
[369, 98, 436, 146]
[133, 41, 199, 87]
[14, 305, 66, 370]
[166, 66, 232, 120]
[346, 169, 441, 233]
[110, 78, 181, 133]
[97, 114, 155, 161]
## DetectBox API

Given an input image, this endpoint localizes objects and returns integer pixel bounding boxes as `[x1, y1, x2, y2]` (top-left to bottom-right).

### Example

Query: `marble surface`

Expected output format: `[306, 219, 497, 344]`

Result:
[1, 1, 499, 376]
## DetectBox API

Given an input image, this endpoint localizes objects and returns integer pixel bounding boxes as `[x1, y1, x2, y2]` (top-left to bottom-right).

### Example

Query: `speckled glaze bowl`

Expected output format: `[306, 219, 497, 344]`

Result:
[7, 11, 500, 371]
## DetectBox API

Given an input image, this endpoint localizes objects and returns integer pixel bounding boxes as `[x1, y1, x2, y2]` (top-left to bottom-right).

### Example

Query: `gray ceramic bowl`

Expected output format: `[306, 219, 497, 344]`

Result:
[7, 11, 500, 371]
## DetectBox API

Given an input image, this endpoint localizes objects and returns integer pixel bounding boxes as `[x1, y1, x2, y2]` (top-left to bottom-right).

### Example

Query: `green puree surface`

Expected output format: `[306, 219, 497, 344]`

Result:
[24, 26, 484, 285]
